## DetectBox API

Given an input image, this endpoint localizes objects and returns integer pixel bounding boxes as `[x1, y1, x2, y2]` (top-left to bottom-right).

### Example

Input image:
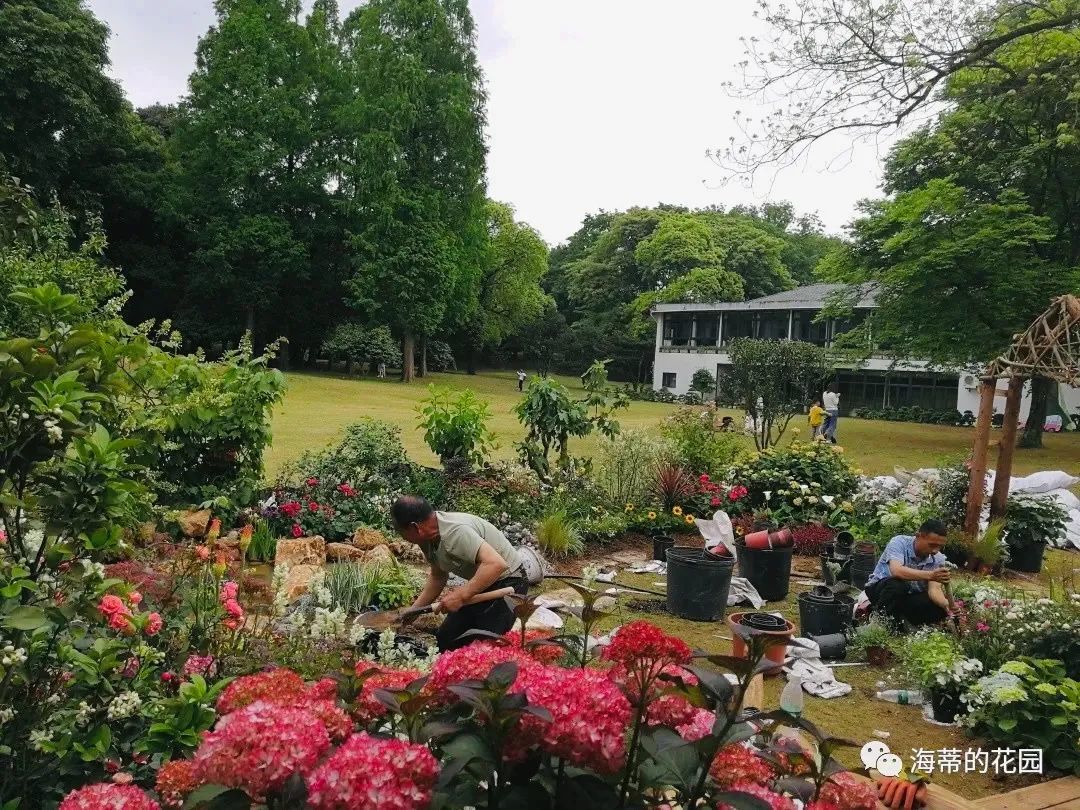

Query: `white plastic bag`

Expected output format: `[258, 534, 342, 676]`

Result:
[696, 510, 735, 556]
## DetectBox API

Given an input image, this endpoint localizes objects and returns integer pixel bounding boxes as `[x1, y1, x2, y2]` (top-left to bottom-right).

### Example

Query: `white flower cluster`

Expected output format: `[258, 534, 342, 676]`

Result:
[934, 657, 983, 687]
[1, 643, 27, 667]
[43, 417, 63, 444]
[29, 728, 52, 750]
[106, 691, 142, 720]
[271, 563, 292, 616]
[0, 707, 15, 726]
[311, 569, 333, 608]
[350, 625, 438, 672]
[75, 701, 95, 726]
[308, 606, 347, 640]
[78, 558, 106, 581]
[134, 642, 166, 666]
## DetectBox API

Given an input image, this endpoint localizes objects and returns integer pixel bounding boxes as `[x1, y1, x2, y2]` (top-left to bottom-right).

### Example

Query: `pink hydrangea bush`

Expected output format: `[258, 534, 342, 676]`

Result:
[352, 664, 423, 725]
[306, 732, 439, 810]
[193, 701, 331, 801]
[59, 784, 160, 810]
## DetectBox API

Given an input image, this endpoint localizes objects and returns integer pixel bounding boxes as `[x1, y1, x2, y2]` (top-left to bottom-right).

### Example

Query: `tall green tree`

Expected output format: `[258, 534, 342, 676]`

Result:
[173, 0, 340, 351]
[0, 0, 127, 206]
[340, 0, 487, 381]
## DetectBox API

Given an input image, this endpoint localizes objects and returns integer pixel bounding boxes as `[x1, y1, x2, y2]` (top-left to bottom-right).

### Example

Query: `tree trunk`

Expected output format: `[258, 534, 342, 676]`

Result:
[1019, 376, 1053, 448]
[245, 305, 255, 342]
[466, 345, 478, 375]
[418, 337, 428, 378]
[346, 358, 353, 376]
[401, 334, 415, 382]
[964, 378, 997, 537]
[990, 376, 1024, 520]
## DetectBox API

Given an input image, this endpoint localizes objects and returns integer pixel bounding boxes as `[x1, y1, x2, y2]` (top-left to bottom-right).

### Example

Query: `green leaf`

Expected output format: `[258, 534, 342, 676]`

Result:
[1, 605, 49, 631]
[555, 774, 618, 810]
[998, 717, 1018, 732]
[183, 785, 252, 809]
[711, 790, 772, 810]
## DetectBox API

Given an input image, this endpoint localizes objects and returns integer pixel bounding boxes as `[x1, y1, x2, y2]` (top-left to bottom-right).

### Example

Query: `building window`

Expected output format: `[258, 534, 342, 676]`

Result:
[695, 316, 720, 347]
[663, 314, 694, 347]
[722, 312, 754, 343]
[792, 310, 829, 346]
[661, 372, 677, 389]
[756, 311, 790, 340]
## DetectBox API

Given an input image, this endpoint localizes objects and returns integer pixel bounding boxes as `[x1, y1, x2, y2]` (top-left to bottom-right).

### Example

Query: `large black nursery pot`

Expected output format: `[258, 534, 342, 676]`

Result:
[666, 546, 734, 621]
[653, 535, 675, 561]
[736, 539, 793, 602]
[930, 689, 962, 724]
[1006, 541, 1047, 574]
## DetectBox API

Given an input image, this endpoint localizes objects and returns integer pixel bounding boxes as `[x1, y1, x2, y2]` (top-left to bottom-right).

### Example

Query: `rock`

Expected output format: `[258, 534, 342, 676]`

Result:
[361, 544, 395, 566]
[389, 540, 425, 563]
[282, 564, 322, 602]
[352, 526, 390, 550]
[177, 509, 212, 538]
[275, 536, 326, 567]
[327, 542, 365, 562]
[217, 531, 241, 550]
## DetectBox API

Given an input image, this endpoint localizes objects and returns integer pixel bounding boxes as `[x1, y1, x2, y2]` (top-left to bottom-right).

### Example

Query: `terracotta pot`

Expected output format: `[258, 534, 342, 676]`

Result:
[866, 645, 893, 668]
[727, 611, 795, 676]
[743, 527, 793, 550]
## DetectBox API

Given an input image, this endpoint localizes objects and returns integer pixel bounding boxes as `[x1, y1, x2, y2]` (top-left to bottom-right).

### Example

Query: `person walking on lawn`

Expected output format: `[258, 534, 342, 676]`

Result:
[391, 496, 527, 651]
[808, 399, 826, 440]
[864, 518, 951, 628]
[822, 383, 840, 443]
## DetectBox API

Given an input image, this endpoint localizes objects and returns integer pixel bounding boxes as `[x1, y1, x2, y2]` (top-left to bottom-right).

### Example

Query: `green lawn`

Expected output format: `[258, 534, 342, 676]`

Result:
[267, 369, 1080, 479]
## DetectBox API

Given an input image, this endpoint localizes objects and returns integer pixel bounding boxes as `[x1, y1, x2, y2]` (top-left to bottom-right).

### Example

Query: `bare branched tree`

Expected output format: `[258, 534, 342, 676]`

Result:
[715, 0, 1080, 180]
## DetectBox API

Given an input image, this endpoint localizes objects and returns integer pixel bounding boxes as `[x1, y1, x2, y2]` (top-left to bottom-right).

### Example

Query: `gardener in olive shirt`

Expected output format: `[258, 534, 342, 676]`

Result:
[390, 495, 527, 651]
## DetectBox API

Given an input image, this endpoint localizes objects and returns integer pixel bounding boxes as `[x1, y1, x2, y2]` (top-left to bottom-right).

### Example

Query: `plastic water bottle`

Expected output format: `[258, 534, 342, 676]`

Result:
[875, 689, 924, 705]
[780, 675, 805, 717]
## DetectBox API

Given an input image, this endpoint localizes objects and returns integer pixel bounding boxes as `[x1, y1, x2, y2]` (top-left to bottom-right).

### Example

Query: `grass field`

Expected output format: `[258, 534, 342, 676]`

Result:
[267, 369, 1080, 478]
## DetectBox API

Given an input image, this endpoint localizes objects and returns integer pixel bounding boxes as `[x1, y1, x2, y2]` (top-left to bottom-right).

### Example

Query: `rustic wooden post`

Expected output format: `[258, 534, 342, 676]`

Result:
[964, 378, 997, 536]
[990, 376, 1025, 520]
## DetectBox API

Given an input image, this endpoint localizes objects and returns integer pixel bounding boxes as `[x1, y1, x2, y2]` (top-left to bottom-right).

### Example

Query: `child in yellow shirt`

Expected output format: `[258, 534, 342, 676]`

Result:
[808, 400, 826, 440]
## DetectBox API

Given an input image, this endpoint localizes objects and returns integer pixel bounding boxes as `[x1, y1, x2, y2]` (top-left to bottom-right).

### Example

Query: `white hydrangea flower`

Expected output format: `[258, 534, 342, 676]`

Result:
[106, 691, 142, 720]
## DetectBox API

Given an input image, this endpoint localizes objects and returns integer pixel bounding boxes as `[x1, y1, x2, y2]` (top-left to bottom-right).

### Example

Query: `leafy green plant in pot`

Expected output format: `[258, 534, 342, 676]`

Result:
[1003, 494, 1067, 574]
[848, 617, 897, 667]
[969, 519, 1006, 574]
[898, 630, 982, 722]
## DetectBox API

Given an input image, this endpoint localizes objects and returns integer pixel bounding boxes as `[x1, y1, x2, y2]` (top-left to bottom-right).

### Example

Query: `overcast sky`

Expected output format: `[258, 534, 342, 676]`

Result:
[85, 0, 895, 245]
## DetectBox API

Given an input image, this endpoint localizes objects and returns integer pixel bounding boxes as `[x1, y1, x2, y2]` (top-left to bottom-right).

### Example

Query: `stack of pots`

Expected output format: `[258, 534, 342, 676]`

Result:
[736, 527, 794, 602]
[798, 586, 855, 638]
[728, 611, 796, 675]
[666, 546, 735, 621]
[820, 531, 855, 586]
[652, 534, 675, 561]
[850, 541, 878, 590]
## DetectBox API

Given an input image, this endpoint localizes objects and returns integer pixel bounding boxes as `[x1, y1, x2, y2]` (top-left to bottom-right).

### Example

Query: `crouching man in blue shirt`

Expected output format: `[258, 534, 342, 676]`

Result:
[864, 518, 951, 628]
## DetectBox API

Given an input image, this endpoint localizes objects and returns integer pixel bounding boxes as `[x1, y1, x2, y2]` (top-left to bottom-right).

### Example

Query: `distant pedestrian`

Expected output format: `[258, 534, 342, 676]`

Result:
[808, 399, 826, 440]
[822, 384, 840, 443]
[377, 362, 386, 379]
[719, 416, 735, 432]
[516, 370, 526, 391]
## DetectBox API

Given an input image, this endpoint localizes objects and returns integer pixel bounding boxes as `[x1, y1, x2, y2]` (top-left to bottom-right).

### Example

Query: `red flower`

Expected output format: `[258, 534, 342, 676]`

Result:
[128, 592, 143, 606]
[59, 784, 160, 810]
[145, 613, 163, 636]
[194, 701, 330, 801]
[512, 665, 631, 773]
[308, 501, 320, 513]
[155, 760, 199, 809]
[303, 699, 354, 742]
[700, 473, 710, 482]
[220, 581, 239, 602]
[222, 618, 239, 631]
[709, 743, 776, 787]
[337, 483, 355, 497]
[305, 477, 319, 488]
[817, 772, 879, 810]
[217, 668, 307, 715]
[307, 732, 439, 810]
[711, 496, 722, 507]
[353, 665, 422, 725]
[108, 611, 133, 632]
[98, 594, 127, 617]
[306, 678, 339, 702]
[427, 643, 537, 701]
[120, 658, 140, 679]
[675, 708, 714, 741]
[291, 523, 303, 538]
[223, 599, 244, 618]
[161, 672, 175, 683]
[280, 500, 302, 518]
[718, 782, 795, 810]
[601, 621, 691, 670]
[182, 655, 216, 678]
[502, 629, 564, 664]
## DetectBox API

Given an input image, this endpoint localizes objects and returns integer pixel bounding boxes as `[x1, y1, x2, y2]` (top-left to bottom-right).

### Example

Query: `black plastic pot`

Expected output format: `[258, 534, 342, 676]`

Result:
[653, 535, 675, 562]
[930, 690, 962, 724]
[834, 531, 855, 556]
[808, 632, 847, 661]
[666, 546, 735, 621]
[1006, 542, 1047, 574]
[850, 545, 877, 590]
[736, 541, 793, 602]
[798, 586, 852, 637]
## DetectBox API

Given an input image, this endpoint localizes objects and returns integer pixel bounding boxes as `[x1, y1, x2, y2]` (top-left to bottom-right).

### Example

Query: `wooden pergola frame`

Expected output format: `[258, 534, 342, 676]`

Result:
[964, 294, 1080, 536]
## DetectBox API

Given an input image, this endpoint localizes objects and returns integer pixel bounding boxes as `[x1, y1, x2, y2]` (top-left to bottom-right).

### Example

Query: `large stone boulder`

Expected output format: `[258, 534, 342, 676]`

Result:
[389, 540, 425, 563]
[275, 536, 326, 568]
[177, 509, 212, 538]
[327, 542, 365, 562]
[361, 544, 395, 566]
[282, 564, 322, 602]
[352, 526, 390, 550]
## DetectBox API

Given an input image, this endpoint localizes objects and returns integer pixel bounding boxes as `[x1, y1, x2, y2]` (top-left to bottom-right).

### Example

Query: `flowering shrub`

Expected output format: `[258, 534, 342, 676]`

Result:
[59, 783, 161, 810]
[352, 665, 423, 725]
[307, 732, 439, 810]
[963, 658, 1080, 773]
[727, 441, 859, 516]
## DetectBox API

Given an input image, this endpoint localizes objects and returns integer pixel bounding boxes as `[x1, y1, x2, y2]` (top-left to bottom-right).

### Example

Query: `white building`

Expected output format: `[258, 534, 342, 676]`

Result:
[651, 283, 1080, 425]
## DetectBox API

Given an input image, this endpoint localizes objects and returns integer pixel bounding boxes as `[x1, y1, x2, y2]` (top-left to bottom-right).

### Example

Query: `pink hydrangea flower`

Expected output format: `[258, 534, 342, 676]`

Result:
[193, 701, 330, 801]
[181, 654, 216, 678]
[223, 599, 244, 618]
[709, 743, 776, 787]
[155, 760, 199, 809]
[426, 643, 537, 701]
[675, 708, 714, 742]
[353, 665, 423, 725]
[307, 732, 438, 810]
[59, 784, 160, 810]
[718, 781, 795, 810]
[220, 581, 239, 602]
[216, 668, 307, 715]
[817, 772, 879, 810]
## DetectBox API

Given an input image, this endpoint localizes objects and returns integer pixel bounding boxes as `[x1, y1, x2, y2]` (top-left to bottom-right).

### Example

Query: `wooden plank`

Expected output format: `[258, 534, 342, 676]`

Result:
[973, 777, 1080, 809]
[924, 782, 978, 810]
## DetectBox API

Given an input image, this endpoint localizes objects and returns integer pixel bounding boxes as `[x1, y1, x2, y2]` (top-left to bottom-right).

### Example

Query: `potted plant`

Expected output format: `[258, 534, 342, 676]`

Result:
[942, 529, 971, 569]
[897, 630, 981, 723]
[969, 520, 1005, 574]
[848, 617, 896, 667]
[1003, 494, 1068, 574]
